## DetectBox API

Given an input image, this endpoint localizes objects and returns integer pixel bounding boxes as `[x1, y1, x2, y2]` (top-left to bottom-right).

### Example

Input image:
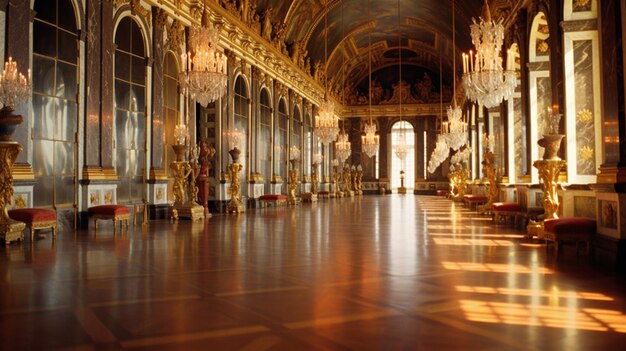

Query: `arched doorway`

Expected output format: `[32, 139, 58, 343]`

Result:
[391, 121, 415, 191]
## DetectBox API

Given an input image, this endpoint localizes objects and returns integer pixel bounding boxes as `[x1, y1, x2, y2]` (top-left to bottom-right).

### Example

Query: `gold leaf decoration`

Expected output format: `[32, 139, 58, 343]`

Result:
[537, 40, 549, 53]
[14, 194, 26, 209]
[577, 108, 593, 123]
[90, 193, 99, 205]
[580, 146, 594, 160]
[574, 0, 591, 10]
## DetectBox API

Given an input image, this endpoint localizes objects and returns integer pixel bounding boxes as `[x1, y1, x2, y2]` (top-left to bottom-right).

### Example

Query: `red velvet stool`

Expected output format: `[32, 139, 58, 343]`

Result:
[259, 194, 288, 207]
[88, 205, 130, 232]
[491, 202, 521, 224]
[8, 208, 57, 240]
[436, 189, 450, 196]
[540, 217, 596, 256]
[463, 195, 488, 210]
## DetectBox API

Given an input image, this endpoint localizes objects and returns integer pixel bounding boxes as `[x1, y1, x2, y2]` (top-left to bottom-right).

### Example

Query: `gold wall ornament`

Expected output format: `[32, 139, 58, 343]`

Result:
[0, 142, 25, 244]
[104, 191, 113, 204]
[156, 188, 163, 201]
[165, 19, 186, 52]
[13, 194, 26, 209]
[577, 108, 593, 123]
[90, 193, 99, 205]
[534, 159, 567, 220]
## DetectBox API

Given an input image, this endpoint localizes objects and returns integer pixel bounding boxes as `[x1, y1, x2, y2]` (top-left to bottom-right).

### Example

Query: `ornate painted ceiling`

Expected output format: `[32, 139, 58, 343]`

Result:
[253, 0, 479, 94]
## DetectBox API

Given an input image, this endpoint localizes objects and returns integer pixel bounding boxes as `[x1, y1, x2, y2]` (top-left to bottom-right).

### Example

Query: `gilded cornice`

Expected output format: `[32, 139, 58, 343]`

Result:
[142, 0, 327, 107]
[344, 103, 445, 119]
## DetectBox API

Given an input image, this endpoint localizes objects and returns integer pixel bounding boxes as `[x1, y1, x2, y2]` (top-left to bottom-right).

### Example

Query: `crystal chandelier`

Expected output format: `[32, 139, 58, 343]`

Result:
[362, 0, 379, 158]
[179, 3, 227, 107]
[0, 57, 31, 110]
[315, 1, 339, 145]
[362, 121, 380, 158]
[393, 2, 408, 163]
[289, 145, 301, 161]
[427, 135, 450, 174]
[223, 127, 243, 151]
[174, 124, 189, 145]
[394, 135, 408, 161]
[444, 105, 467, 151]
[335, 127, 351, 163]
[315, 98, 338, 144]
[462, 0, 517, 108]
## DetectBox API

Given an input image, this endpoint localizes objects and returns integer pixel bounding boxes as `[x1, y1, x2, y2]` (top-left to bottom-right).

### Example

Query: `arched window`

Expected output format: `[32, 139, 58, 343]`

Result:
[259, 89, 272, 193]
[32, 0, 78, 210]
[114, 17, 146, 203]
[275, 99, 288, 181]
[528, 12, 552, 182]
[292, 106, 302, 162]
[163, 52, 179, 200]
[234, 76, 249, 196]
[303, 110, 312, 177]
[391, 121, 415, 190]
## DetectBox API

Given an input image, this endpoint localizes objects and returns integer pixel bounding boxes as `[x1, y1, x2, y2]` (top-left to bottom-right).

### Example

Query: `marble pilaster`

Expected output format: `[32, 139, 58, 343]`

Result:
[6, 0, 31, 164]
[151, 8, 165, 172]
[100, 0, 114, 168]
[85, 0, 103, 167]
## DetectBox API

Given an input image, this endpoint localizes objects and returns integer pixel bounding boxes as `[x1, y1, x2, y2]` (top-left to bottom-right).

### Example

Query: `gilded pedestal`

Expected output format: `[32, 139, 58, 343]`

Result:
[0, 142, 25, 244]
[533, 159, 567, 220]
[479, 151, 498, 214]
[449, 167, 468, 200]
[226, 163, 244, 213]
[288, 160, 300, 205]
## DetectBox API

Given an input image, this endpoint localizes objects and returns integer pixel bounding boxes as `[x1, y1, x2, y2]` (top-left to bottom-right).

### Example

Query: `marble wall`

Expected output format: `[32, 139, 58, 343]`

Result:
[573, 39, 596, 175]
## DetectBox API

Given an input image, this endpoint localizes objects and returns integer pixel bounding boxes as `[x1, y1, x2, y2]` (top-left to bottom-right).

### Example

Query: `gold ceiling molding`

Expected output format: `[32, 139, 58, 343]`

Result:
[344, 103, 444, 119]
[141, 1, 323, 104]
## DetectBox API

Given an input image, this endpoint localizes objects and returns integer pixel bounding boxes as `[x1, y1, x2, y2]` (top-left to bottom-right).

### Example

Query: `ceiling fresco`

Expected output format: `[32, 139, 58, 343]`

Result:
[239, 0, 512, 102]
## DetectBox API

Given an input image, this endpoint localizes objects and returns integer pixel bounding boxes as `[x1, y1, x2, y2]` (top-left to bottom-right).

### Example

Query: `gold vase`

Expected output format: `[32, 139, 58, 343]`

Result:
[538, 134, 565, 161]
[0, 107, 24, 142]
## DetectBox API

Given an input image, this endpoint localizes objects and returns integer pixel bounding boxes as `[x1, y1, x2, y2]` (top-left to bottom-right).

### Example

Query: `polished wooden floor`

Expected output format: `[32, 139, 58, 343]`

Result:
[2, 195, 626, 350]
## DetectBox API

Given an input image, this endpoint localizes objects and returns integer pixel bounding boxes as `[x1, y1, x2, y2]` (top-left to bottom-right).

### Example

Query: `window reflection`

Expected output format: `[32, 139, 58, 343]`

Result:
[114, 17, 146, 204]
[32, 0, 78, 210]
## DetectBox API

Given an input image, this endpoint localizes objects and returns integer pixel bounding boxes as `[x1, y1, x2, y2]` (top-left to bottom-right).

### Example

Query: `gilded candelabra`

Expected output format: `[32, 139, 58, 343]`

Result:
[479, 150, 498, 214]
[343, 166, 354, 197]
[311, 166, 319, 195]
[288, 159, 300, 205]
[356, 166, 363, 195]
[332, 164, 341, 197]
[527, 112, 566, 236]
[170, 144, 204, 220]
[0, 142, 25, 243]
[226, 147, 245, 213]
[448, 166, 468, 200]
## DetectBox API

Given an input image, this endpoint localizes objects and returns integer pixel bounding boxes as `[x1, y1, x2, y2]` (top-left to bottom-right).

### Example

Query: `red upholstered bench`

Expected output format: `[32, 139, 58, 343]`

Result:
[259, 194, 288, 207]
[88, 205, 130, 231]
[436, 189, 450, 196]
[318, 191, 330, 199]
[8, 208, 57, 241]
[491, 202, 521, 224]
[539, 217, 596, 256]
[463, 195, 488, 210]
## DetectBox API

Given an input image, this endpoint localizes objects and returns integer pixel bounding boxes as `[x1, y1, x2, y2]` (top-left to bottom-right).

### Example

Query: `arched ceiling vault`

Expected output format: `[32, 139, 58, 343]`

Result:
[255, 0, 484, 93]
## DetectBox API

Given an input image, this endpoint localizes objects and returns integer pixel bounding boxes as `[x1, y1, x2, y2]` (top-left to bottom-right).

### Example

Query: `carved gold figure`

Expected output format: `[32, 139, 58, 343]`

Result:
[226, 162, 244, 213]
[0, 142, 25, 244]
[534, 159, 567, 220]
